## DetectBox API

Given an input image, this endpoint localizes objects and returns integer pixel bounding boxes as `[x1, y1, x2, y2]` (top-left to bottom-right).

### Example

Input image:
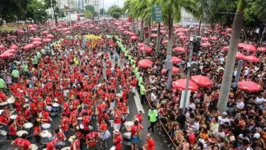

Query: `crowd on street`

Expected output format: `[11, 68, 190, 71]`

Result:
[0, 19, 265, 150]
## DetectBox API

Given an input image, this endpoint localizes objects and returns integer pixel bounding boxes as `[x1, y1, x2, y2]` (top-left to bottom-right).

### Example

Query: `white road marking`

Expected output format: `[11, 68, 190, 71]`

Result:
[133, 91, 145, 113]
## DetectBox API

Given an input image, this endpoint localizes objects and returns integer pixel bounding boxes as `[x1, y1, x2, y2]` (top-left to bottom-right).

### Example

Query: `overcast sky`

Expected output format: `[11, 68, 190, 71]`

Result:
[103, 0, 125, 10]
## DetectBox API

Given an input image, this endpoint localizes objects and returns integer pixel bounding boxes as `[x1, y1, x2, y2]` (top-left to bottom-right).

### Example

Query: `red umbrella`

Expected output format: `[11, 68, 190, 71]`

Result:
[138, 59, 153, 68]
[222, 46, 229, 51]
[174, 47, 186, 52]
[179, 35, 187, 39]
[201, 42, 212, 47]
[42, 31, 49, 35]
[191, 75, 213, 88]
[151, 33, 157, 38]
[9, 44, 18, 49]
[172, 56, 182, 64]
[127, 32, 136, 36]
[244, 56, 259, 63]
[201, 37, 209, 41]
[65, 31, 71, 35]
[46, 34, 54, 38]
[43, 38, 52, 43]
[257, 47, 266, 51]
[32, 41, 42, 46]
[5, 49, 16, 53]
[210, 37, 218, 41]
[151, 28, 157, 32]
[30, 28, 36, 31]
[238, 43, 246, 48]
[162, 67, 181, 74]
[139, 46, 153, 53]
[238, 81, 262, 92]
[0, 45, 5, 50]
[176, 32, 185, 37]
[130, 36, 138, 41]
[7, 36, 17, 40]
[162, 40, 168, 44]
[95, 27, 100, 30]
[160, 30, 167, 34]
[236, 52, 245, 59]
[23, 44, 34, 50]
[243, 44, 256, 51]
[0, 52, 14, 59]
[17, 30, 25, 35]
[172, 79, 198, 92]
[32, 38, 42, 41]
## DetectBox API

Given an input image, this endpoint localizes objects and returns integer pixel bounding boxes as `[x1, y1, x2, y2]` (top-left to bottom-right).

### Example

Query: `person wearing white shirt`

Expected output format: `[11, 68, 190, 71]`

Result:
[218, 112, 230, 125]
[236, 99, 245, 110]
[255, 95, 266, 104]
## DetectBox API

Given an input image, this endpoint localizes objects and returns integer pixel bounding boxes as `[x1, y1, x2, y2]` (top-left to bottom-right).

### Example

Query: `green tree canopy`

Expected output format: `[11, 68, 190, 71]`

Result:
[85, 5, 95, 13]
[100, 8, 105, 16]
[108, 5, 122, 19]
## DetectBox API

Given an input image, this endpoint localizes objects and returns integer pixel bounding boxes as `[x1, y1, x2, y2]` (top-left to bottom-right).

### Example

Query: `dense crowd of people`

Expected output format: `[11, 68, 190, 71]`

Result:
[0, 18, 265, 150]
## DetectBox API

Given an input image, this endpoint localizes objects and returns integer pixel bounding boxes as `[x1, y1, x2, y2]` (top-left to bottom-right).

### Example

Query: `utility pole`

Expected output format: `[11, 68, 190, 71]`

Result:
[68, 0, 72, 26]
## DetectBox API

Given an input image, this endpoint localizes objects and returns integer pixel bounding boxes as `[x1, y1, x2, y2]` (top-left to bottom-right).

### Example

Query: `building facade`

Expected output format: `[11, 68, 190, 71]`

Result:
[84, 0, 101, 13]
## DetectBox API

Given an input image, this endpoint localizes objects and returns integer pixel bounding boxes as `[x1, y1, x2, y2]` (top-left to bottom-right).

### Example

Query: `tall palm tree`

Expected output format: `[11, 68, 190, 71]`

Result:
[160, 0, 198, 89]
[139, 0, 152, 45]
[123, 0, 138, 33]
[217, 0, 244, 112]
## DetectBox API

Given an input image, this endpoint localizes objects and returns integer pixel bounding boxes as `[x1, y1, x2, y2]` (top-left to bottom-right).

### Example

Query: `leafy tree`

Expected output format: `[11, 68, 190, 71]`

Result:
[26, 0, 47, 23]
[44, 0, 58, 24]
[160, 0, 198, 89]
[217, 0, 244, 113]
[100, 8, 105, 16]
[108, 5, 122, 19]
[84, 10, 93, 19]
[85, 5, 95, 13]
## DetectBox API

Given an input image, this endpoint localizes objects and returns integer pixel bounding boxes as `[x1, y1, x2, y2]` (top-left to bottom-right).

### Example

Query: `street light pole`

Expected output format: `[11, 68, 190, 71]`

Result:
[182, 37, 194, 114]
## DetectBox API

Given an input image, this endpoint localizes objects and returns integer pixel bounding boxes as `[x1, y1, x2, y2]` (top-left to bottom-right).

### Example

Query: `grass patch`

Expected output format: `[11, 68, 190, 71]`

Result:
[0, 27, 16, 31]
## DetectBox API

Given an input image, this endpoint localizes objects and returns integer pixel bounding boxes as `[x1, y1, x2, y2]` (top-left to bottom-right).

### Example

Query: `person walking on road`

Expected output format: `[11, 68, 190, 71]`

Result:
[143, 133, 155, 150]
[148, 106, 158, 133]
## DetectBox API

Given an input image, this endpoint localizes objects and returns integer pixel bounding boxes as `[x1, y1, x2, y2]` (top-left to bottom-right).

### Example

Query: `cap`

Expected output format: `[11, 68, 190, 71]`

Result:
[222, 112, 227, 115]
[253, 133, 260, 139]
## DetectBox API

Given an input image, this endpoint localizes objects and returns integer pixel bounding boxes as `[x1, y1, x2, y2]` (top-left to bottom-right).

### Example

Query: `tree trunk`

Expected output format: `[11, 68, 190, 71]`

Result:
[166, 18, 173, 90]
[131, 18, 135, 32]
[52, 6, 58, 24]
[156, 23, 161, 54]
[260, 26, 266, 44]
[198, 18, 202, 35]
[147, 22, 151, 45]
[217, 0, 244, 113]
[140, 20, 144, 41]
[135, 19, 138, 35]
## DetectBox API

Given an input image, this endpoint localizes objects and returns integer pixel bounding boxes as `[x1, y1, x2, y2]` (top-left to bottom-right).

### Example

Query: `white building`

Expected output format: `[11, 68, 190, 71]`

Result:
[58, 0, 77, 10]
[84, 0, 102, 13]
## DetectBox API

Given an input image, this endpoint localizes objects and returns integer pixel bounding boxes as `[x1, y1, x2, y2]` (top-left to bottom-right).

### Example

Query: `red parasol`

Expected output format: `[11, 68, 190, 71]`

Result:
[42, 31, 49, 35]
[257, 47, 266, 51]
[139, 46, 153, 53]
[43, 38, 52, 43]
[95, 27, 100, 30]
[46, 34, 54, 38]
[9, 44, 18, 49]
[0, 45, 5, 50]
[7, 36, 17, 40]
[65, 31, 71, 35]
[138, 59, 153, 68]
[179, 35, 187, 39]
[222, 46, 229, 51]
[173, 47, 186, 52]
[210, 37, 218, 41]
[238, 43, 246, 48]
[130, 36, 138, 41]
[243, 44, 256, 51]
[176, 32, 185, 37]
[236, 52, 245, 59]
[172, 79, 198, 92]
[32, 38, 42, 41]
[17, 30, 25, 35]
[0, 52, 14, 59]
[162, 67, 181, 74]
[201, 37, 209, 41]
[244, 56, 259, 63]
[162, 40, 168, 44]
[191, 75, 213, 88]
[5, 49, 16, 53]
[127, 32, 136, 36]
[238, 81, 262, 92]
[32, 41, 42, 46]
[201, 42, 212, 47]
[151, 33, 157, 38]
[172, 56, 182, 64]
[160, 30, 167, 34]
[23, 44, 34, 50]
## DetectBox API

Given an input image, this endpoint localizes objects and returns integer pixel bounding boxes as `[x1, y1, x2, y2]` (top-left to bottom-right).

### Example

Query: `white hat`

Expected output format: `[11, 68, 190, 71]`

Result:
[253, 133, 260, 139]
[222, 112, 227, 115]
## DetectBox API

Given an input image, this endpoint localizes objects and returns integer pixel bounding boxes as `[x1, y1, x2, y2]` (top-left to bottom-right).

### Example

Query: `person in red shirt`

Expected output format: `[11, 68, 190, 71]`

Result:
[113, 107, 122, 130]
[86, 130, 101, 150]
[11, 133, 32, 150]
[33, 121, 41, 144]
[46, 139, 56, 150]
[135, 111, 143, 124]
[22, 106, 31, 121]
[143, 133, 155, 150]
[98, 119, 109, 148]
[41, 109, 50, 123]
[8, 120, 17, 140]
[61, 114, 70, 137]
[70, 136, 80, 150]
[0, 111, 10, 127]
[112, 129, 122, 150]
[129, 120, 143, 150]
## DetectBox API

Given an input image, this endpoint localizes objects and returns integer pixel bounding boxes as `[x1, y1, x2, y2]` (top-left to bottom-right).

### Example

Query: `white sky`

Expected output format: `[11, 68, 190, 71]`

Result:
[103, 0, 125, 10]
